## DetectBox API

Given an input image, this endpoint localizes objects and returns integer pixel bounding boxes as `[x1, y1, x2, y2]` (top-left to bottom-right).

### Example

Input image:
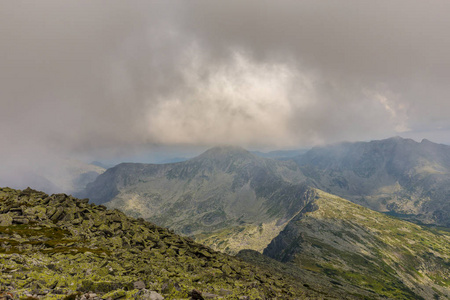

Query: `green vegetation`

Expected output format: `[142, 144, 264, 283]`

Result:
[0, 187, 333, 299]
[264, 190, 450, 299]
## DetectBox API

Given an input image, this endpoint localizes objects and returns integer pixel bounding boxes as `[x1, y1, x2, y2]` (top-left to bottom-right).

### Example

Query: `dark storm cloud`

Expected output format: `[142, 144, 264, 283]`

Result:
[1, 1, 450, 190]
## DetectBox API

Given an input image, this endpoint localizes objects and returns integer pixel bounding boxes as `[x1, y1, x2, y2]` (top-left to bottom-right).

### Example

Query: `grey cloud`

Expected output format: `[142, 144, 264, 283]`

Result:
[1, 1, 450, 191]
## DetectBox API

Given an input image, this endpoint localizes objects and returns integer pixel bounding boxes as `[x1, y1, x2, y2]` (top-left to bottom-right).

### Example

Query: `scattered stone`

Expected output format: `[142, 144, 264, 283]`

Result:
[0, 188, 311, 299]
[202, 292, 220, 299]
[102, 289, 126, 300]
[133, 280, 146, 290]
[0, 214, 12, 226]
[221, 264, 232, 275]
[218, 288, 232, 296]
[141, 290, 164, 300]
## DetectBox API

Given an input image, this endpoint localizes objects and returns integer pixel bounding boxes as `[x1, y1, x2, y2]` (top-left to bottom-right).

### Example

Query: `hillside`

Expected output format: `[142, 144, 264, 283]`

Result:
[294, 137, 450, 227]
[264, 189, 450, 300]
[1, 187, 346, 299]
[81, 146, 309, 254]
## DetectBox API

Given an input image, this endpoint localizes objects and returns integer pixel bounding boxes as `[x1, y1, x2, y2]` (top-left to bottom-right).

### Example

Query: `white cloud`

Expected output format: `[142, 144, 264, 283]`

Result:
[146, 48, 306, 148]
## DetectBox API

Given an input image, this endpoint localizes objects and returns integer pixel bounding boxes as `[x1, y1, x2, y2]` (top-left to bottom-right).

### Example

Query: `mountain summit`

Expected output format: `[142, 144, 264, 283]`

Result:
[82, 147, 308, 254]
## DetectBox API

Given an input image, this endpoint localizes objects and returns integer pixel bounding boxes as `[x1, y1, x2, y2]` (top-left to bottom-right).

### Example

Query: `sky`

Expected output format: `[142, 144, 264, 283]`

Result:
[1, 1, 450, 191]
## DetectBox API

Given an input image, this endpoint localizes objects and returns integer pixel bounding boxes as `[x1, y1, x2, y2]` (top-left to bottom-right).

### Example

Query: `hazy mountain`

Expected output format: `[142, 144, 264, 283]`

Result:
[0, 170, 61, 194]
[263, 189, 450, 300]
[81, 146, 311, 254]
[0, 159, 105, 195]
[294, 136, 450, 227]
[155, 157, 190, 164]
[251, 149, 309, 159]
[91, 160, 115, 169]
[45, 158, 106, 194]
[81, 138, 450, 256]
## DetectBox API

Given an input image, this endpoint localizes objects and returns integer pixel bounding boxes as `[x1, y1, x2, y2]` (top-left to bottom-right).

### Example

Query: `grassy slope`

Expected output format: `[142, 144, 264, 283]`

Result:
[264, 189, 450, 299]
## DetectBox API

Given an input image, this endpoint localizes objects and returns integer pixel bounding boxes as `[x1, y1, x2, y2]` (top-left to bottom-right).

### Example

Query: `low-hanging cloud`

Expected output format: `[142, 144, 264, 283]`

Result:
[145, 47, 405, 148]
[1, 0, 450, 192]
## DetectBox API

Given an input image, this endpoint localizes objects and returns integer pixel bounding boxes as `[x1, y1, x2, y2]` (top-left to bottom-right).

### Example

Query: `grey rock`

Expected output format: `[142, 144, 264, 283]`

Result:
[133, 280, 146, 290]
[0, 214, 12, 226]
[218, 288, 232, 296]
[141, 290, 164, 300]
[202, 292, 220, 299]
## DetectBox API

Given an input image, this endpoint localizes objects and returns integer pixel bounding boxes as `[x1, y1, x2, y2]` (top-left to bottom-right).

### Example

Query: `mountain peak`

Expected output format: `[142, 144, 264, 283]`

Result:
[197, 145, 253, 159]
[384, 136, 415, 144]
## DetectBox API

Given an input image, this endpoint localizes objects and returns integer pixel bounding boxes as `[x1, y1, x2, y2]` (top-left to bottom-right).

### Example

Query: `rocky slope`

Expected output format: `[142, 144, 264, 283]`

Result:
[264, 189, 450, 300]
[81, 146, 309, 254]
[294, 136, 450, 227]
[1, 187, 339, 299]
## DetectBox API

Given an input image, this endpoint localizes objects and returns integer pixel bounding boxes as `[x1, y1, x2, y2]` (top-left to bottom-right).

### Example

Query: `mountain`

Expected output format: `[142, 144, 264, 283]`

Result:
[91, 161, 115, 169]
[42, 158, 106, 194]
[81, 139, 450, 255]
[263, 189, 450, 300]
[81, 146, 309, 254]
[251, 149, 309, 159]
[0, 187, 385, 299]
[294, 137, 450, 227]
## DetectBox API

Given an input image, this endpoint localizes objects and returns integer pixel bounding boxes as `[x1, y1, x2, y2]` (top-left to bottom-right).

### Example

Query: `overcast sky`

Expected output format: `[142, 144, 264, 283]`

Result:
[1, 1, 450, 189]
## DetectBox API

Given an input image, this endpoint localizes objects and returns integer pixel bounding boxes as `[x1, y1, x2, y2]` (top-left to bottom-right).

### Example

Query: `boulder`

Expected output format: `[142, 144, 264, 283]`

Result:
[0, 214, 12, 226]
[133, 280, 145, 290]
[141, 291, 164, 300]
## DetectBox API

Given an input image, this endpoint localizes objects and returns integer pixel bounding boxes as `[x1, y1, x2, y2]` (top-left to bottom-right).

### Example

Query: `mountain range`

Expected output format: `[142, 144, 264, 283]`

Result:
[82, 137, 450, 246]
[295, 136, 450, 227]
[0, 137, 449, 298]
[76, 137, 450, 298]
[81, 146, 309, 255]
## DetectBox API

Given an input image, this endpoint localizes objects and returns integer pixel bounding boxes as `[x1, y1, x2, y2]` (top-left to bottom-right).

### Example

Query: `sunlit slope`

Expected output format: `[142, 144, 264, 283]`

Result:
[264, 189, 450, 299]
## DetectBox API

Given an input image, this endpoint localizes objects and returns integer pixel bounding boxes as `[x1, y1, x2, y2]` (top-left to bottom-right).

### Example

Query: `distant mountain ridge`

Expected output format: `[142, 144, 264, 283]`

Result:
[251, 149, 308, 159]
[294, 136, 450, 226]
[81, 146, 310, 254]
[59, 139, 450, 298]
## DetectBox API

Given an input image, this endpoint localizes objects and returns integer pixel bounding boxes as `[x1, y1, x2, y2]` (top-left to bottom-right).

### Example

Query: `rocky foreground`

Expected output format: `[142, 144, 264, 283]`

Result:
[0, 187, 335, 300]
